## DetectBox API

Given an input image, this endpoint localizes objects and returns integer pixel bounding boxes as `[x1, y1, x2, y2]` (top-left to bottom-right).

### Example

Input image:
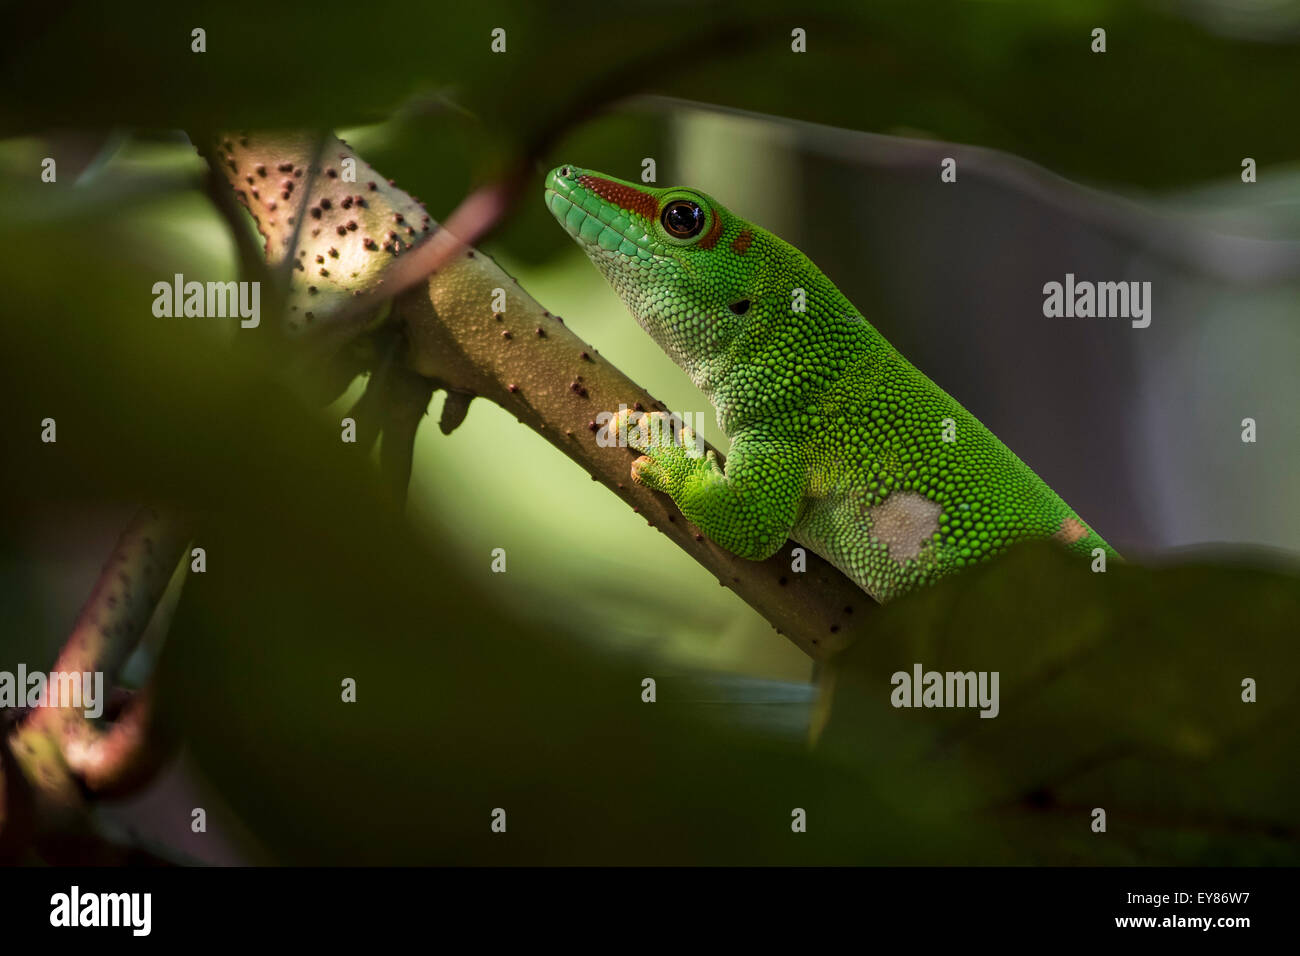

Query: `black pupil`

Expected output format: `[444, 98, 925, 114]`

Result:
[663, 202, 703, 237]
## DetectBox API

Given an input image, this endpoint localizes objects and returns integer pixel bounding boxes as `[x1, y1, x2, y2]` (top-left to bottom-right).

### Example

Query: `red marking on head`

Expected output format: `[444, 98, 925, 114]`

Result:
[578, 175, 658, 221]
[730, 228, 753, 255]
[696, 211, 725, 250]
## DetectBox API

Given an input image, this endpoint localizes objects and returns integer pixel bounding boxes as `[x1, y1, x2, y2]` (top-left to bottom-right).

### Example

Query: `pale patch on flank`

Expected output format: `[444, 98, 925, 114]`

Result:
[868, 491, 942, 563]
[1053, 517, 1088, 544]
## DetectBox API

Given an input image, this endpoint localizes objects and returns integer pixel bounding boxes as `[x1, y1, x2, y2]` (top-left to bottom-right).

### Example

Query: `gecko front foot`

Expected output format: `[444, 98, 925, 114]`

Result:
[615, 409, 712, 496]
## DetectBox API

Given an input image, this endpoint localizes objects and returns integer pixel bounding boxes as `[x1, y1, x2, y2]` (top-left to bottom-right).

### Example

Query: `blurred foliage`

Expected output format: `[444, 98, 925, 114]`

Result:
[6, 0, 1300, 196]
[820, 541, 1300, 864]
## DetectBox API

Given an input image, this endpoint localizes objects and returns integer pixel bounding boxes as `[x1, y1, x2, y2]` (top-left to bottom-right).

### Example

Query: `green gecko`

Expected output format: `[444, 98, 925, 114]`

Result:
[544, 164, 1118, 603]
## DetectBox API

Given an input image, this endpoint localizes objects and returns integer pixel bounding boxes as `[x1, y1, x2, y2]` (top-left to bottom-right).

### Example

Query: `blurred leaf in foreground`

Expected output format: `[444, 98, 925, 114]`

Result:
[818, 541, 1300, 864]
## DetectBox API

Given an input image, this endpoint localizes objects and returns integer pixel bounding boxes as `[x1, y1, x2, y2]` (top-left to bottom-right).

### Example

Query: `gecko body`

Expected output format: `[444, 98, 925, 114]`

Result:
[545, 165, 1116, 602]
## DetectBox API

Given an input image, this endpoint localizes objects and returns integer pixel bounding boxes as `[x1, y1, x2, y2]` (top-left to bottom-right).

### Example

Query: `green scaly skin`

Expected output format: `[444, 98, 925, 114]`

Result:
[545, 165, 1118, 603]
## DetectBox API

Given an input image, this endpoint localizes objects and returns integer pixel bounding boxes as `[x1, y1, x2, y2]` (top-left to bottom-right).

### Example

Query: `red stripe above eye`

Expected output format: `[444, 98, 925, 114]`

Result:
[696, 211, 725, 250]
[577, 175, 659, 221]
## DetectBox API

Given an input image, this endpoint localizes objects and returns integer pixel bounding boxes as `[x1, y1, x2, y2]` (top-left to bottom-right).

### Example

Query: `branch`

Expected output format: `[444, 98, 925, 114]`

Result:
[205, 131, 874, 659]
[2, 508, 188, 858]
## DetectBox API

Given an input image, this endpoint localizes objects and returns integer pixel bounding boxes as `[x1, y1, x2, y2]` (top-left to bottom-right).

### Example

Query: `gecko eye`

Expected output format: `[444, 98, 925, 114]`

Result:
[661, 200, 705, 239]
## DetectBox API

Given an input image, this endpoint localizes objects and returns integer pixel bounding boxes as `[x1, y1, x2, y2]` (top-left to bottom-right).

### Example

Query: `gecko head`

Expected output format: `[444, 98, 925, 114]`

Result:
[544, 164, 765, 381]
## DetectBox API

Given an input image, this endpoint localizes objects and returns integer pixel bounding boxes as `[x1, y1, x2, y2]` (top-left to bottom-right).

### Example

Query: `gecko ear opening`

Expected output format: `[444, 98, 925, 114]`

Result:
[728, 299, 751, 315]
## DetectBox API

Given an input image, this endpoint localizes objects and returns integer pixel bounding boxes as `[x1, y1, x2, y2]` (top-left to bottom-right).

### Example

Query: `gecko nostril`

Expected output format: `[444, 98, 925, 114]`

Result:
[559, 166, 572, 179]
